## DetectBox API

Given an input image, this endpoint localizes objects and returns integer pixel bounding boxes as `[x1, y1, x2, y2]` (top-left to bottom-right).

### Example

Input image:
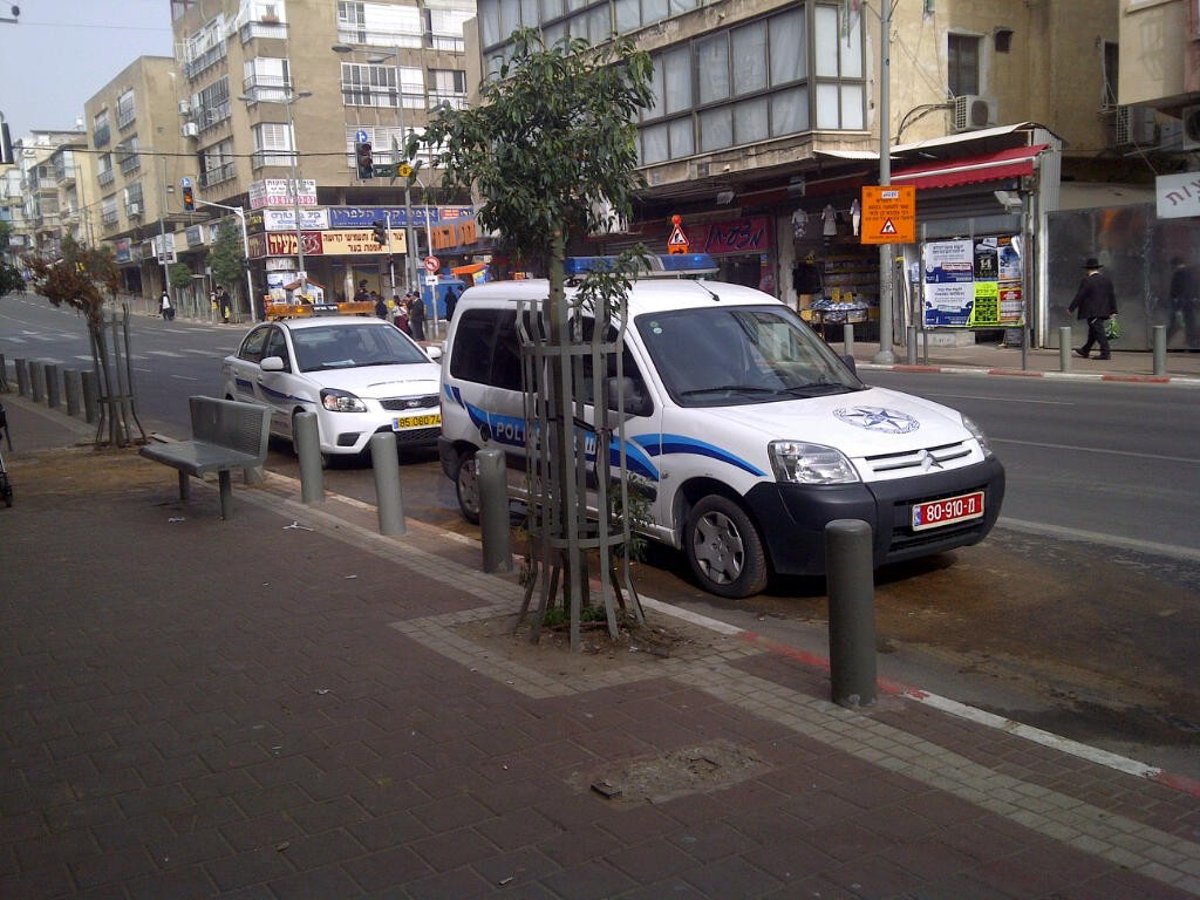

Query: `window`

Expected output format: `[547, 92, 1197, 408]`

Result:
[1102, 41, 1119, 108]
[428, 4, 473, 51]
[244, 57, 291, 102]
[429, 69, 468, 109]
[116, 89, 136, 129]
[341, 62, 398, 107]
[252, 122, 294, 167]
[200, 139, 237, 187]
[337, 0, 422, 48]
[948, 33, 980, 96]
[92, 110, 111, 147]
[237, 326, 271, 364]
[194, 77, 231, 129]
[731, 22, 767, 96]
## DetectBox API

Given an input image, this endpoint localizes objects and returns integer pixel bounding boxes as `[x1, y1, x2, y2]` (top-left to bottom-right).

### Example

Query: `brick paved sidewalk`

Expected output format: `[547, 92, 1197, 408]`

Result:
[2, 428, 1198, 896]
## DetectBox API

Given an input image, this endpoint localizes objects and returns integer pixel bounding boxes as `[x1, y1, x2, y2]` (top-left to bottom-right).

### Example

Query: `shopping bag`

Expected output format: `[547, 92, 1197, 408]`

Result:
[1104, 316, 1121, 341]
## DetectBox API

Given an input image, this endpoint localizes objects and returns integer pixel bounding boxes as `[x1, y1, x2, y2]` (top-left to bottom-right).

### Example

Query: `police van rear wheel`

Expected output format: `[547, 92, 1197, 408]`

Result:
[684, 495, 768, 599]
[455, 449, 481, 524]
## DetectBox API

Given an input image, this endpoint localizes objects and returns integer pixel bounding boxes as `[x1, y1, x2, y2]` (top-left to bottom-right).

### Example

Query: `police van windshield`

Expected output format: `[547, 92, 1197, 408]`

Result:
[635, 305, 864, 407]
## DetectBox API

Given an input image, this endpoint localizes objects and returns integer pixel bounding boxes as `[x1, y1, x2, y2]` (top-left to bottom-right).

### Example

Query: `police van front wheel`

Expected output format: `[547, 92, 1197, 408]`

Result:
[455, 450, 481, 525]
[684, 495, 768, 599]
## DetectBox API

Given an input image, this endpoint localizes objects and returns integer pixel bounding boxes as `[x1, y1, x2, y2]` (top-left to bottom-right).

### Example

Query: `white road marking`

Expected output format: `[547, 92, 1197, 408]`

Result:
[144, 350, 186, 358]
[998, 517, 1200, 563]
[992, 436, 1200, 465]
[168, 374, 200, 381]
[915, 391, 1073, 405]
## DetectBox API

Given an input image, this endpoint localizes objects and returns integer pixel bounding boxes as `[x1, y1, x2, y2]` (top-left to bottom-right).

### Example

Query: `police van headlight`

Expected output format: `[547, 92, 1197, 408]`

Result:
[769, 441, 860, 485]
[961, 414, 993, 458]
[320, 388, 368, 413]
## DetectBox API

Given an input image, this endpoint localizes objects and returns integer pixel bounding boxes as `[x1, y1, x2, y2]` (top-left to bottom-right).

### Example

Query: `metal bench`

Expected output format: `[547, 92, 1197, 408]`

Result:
[140, 396, 271, 520]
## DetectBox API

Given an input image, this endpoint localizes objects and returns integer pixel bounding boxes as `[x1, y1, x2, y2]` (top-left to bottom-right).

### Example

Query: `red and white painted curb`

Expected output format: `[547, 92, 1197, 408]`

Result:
[637, 596, 1200, 799]
[859, 361, 1200, 386]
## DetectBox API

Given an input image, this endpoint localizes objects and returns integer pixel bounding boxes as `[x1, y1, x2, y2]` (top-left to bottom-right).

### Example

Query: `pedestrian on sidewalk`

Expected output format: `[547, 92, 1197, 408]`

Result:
[1166, 256, 1198, 350]
[160, 290, 174, 322]
[217, 286, 233, 324]
[1069, 256, 1117, 360]
[408, 291, 426, 341]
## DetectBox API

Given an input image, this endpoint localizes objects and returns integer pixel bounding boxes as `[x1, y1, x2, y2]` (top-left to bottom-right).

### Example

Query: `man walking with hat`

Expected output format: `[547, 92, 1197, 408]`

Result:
[1069, 256, 1118, 360]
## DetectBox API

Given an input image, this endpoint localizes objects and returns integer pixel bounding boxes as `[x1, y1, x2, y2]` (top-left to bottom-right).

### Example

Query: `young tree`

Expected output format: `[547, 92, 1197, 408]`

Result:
[411, 29, 653, 648]
[208, 218, 247, 320]
[23, 236, 144, 446]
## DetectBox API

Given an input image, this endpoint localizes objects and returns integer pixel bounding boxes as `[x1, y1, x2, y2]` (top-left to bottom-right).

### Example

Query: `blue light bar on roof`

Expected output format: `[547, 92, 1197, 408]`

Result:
[564, 253, 719, 277]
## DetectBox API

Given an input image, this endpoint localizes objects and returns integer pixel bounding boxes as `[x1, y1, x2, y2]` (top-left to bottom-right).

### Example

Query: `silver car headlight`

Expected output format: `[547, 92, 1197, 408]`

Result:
[320, 388, 368, 413]
[961, 414, 993, 458]
[769, 440, 860, 485]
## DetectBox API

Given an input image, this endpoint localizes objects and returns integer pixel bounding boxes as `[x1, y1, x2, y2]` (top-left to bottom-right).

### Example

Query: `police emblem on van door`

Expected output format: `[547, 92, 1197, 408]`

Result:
[833, 406, 920, 434]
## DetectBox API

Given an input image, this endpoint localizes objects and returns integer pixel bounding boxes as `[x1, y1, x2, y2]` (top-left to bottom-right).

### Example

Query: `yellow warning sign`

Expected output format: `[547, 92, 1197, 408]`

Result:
[860, 185, 916, 245]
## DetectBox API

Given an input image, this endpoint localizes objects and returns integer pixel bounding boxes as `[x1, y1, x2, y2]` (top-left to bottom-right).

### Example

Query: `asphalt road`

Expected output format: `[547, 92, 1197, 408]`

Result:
[5, 294, 1199, 777]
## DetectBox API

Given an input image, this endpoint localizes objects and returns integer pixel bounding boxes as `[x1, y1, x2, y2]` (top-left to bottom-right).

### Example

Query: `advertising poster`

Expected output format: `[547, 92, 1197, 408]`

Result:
[924, 235, 1024, 328]
[922, 239, 974, 326]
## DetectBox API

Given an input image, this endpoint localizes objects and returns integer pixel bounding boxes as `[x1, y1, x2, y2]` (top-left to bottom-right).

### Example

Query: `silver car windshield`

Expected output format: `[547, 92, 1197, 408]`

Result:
[291, 324, 429, 372]
[635, 305, 864, 407]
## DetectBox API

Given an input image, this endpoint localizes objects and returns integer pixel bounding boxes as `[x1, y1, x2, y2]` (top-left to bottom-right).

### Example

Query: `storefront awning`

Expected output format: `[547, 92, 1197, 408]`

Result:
[451, 262, 487, 276]
[891, 144, 1049, 190]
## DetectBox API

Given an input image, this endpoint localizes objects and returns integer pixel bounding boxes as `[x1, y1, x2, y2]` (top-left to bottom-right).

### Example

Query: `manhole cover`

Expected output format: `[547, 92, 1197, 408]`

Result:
[573, 740, 768, 805]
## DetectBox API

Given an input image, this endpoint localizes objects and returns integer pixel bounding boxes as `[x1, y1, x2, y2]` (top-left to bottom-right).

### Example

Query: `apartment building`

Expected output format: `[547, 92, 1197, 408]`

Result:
[161, 0, 476, 312]
[7, 130, 93, 262]
[473, 0, 1186, 346]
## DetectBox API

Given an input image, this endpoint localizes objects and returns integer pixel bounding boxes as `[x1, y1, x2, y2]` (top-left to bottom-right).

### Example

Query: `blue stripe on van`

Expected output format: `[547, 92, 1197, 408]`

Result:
[635, 433, 767, 478]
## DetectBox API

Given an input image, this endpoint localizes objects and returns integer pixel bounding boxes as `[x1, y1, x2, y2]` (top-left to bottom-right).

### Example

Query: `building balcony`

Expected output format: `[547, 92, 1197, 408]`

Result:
[183, 41, 228, 80]
[336, 28, 422, 51]
[118, 154, 141, 176]
[98, 169, 115, 187]
[241, 75, 293, 104]
[201, 161, 238, 187]
[93, 124, 111, 147]
[239, 19, 287, 43]
[250, 149, 296, 169]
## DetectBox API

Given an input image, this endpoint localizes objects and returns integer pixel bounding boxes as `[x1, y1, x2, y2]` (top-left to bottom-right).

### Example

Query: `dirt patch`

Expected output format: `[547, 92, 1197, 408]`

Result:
[454, 607, 726, 678]
[567, 739, 769, 805]
[8, 445, 170, 498]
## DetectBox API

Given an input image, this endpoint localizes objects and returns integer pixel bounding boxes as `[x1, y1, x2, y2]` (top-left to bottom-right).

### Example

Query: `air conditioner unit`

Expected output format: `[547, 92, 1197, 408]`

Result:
[1111, 105, 1157, 147]
[181, 122, 199, 138]
[178, 100, 191, 116]
[952, 95, 998, 132]
[1182, 105, 1200, 152]
[127, 202, 141, 217]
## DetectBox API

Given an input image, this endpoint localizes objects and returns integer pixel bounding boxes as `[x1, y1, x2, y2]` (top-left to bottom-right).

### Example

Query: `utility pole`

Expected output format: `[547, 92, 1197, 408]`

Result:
[195, 198, 257, 323]
[873, 0, 896, 364]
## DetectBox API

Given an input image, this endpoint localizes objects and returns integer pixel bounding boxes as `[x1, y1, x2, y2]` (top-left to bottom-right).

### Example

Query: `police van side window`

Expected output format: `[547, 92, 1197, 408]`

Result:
[264, 329, 290, 368]
[238, 326, 271, 364]
[449, 310, 497, 384]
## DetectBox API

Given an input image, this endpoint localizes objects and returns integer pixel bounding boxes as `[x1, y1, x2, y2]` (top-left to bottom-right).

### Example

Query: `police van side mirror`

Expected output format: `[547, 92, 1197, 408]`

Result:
[260, 356, 285, 372]
[605, 376, 652, 417]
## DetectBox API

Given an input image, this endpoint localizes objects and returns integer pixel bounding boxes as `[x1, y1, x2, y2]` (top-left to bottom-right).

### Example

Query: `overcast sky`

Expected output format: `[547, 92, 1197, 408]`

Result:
[0, 0, 174, 138]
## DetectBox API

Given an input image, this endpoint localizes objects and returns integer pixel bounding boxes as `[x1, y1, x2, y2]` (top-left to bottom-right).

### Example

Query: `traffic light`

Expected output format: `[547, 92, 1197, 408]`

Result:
[182, 185, 194, 212]
[355, 141, 374, 179]
[372, 221, 388, 247]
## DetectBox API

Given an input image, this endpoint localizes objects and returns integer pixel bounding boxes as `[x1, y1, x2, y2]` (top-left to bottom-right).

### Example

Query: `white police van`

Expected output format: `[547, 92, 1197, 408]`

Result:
[439, 256, 1004, 598]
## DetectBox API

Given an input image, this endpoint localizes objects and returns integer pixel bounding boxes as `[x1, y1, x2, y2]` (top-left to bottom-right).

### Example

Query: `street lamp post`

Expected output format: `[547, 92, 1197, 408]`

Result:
[331, 42, 420, 296]
[239, 87, 311, 287]
[195, 198, 257, 323]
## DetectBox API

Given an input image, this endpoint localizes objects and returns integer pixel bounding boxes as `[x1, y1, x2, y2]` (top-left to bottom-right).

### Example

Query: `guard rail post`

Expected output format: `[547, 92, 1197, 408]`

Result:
[15, 358, 29, 397]
[477, 448, 512, 573]
[294, 411, 325, 504]
[29, 362, 45, 404]
[369, 432, 406, 535]
[81, 370, 98, 424]
[825, 518, 877, 709]
[1152, 324, 1167, 376]
[45, 364, 61, 409]
[64, 369, 82, 417]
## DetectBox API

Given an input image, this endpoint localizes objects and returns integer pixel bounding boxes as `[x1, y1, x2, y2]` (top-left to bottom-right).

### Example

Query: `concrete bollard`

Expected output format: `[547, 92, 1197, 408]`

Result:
[0, 353, 7, 391]
[1152, 324, 1167, 376]
[842, 323, 855, 361]
[64, 369, 82, 417]
[15, 358, 29, 397]
[81, 370, 98, 424]
[369, 432, 406, 535]
[1059, 325, 1073, 373]
[294, 411, 325, 504]
[477, 448, 513, 573]
[906, 326, 917, 365]
[29, 362, 45, 403]
[824, 519, 877, 709]
[45, 364, 61, 409]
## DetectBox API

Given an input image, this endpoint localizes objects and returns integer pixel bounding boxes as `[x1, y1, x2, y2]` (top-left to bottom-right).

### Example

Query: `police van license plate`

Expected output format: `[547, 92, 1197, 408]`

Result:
[393, 413, 441, 430]
[911, 490, 984, 531]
